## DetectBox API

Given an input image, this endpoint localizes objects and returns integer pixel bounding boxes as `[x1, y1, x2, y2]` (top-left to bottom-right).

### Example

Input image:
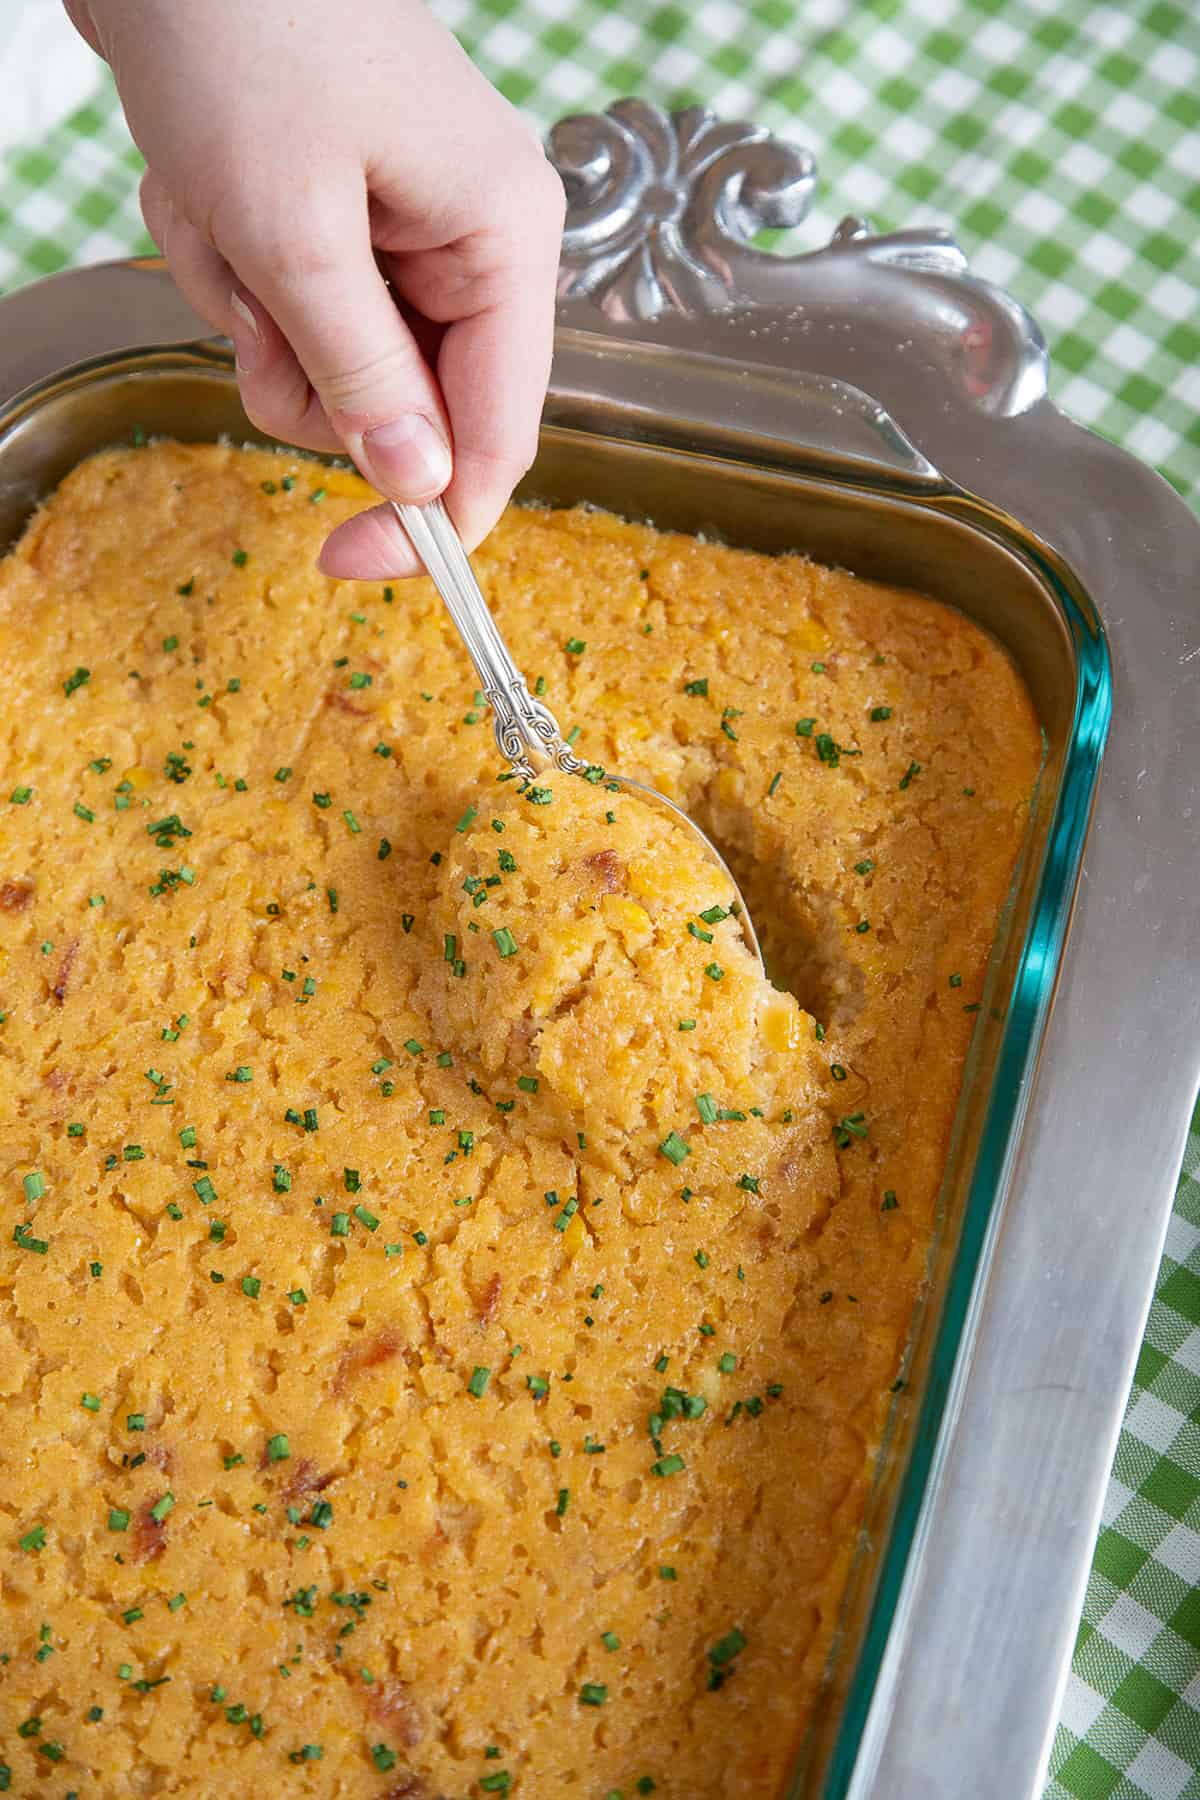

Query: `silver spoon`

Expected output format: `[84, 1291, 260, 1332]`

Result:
[391, 498, 763, 970]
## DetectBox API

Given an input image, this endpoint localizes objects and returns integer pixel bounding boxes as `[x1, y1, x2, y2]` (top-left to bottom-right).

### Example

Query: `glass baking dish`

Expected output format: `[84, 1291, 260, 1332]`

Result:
[0, 101, 1196, 1797]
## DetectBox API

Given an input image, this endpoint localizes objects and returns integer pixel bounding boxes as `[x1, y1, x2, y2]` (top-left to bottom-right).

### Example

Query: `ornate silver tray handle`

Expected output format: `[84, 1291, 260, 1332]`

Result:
[550, 97, 1048, 419]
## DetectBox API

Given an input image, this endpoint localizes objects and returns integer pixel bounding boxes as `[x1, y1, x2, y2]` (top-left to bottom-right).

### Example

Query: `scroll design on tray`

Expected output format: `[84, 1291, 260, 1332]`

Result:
[549, 98, 963, 321]
[547, 99, 1049, 415]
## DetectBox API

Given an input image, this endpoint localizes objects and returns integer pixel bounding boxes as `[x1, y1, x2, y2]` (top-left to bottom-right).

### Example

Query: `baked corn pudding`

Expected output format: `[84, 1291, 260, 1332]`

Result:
[0, 443, 1041, 1799]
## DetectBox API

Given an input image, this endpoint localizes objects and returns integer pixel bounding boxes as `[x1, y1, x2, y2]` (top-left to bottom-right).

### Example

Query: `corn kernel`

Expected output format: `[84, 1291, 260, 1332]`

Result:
[761, 995, 803, 1053]
[603, 896, 653, 950]
[789, 619, 830, 654]
[560, 1212, 587, 1260]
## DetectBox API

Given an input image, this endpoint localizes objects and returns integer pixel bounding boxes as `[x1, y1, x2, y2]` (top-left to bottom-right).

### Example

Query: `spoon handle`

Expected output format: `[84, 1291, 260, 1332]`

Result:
[391, 499, 586, 783]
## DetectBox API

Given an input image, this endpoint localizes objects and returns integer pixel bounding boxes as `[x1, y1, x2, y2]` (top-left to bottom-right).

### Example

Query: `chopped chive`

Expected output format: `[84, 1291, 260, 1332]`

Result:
[492, 927, 518, 958]
[659, 1131, 690, 1166]
[467, 1366, 491, 1398]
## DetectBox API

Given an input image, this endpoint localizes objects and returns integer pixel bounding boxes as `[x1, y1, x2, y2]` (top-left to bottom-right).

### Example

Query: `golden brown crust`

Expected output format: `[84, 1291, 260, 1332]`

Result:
[0, 445, 1040, 1797]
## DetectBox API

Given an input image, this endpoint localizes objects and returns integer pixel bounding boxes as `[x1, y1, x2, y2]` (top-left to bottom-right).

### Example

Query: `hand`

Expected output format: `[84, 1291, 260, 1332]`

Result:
[65, 0, 565, 578]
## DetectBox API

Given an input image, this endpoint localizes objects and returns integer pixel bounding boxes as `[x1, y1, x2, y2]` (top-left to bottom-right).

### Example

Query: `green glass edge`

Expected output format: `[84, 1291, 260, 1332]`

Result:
[814, 533, 1113, 1799]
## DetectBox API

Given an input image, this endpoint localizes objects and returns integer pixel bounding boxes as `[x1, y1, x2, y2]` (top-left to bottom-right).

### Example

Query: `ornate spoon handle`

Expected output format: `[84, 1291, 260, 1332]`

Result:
[391, 499, 587, 784]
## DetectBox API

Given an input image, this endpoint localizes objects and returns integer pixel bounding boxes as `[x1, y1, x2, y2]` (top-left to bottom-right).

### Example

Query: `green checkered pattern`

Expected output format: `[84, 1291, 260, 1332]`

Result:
[1048, 1122, 1200, 1800]
[0, 1, 1197, 1792]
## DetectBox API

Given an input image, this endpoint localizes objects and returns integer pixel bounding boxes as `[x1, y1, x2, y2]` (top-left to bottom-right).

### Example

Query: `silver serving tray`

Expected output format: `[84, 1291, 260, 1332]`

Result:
[0, 99, 1197, 1800]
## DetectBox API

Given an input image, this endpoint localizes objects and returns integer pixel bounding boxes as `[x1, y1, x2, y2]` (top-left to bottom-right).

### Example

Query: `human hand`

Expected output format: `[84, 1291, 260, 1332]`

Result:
[64, 0, 565, 578]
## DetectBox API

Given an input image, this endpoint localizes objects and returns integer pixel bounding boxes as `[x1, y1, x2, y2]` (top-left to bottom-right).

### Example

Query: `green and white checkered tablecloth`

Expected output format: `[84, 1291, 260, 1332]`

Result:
[0, 2, 1197, 1794]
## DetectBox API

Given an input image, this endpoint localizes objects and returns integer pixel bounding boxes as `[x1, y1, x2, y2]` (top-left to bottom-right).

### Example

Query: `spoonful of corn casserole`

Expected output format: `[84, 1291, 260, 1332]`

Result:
[392, 498, 764, 971]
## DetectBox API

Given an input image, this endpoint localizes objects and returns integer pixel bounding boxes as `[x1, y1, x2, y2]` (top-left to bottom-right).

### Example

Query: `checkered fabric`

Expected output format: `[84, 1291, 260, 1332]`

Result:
[0, 2, 1197, 1793]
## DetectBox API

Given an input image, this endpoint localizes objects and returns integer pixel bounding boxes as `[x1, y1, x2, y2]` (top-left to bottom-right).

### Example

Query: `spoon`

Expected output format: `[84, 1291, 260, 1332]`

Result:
[391, 498, 764, 970]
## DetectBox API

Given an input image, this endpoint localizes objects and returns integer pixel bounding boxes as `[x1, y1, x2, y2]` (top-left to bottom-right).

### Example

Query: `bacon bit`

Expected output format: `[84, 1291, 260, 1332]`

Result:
[419, 1522, 448, 1566]
[475, 1273, 502, 1325]
[0, 880, 33, 912]
[51, 938, 79, 1004]
[326, 690, 370, 717]
[131, 1505, 167, 1562]
[209, 956, 249, 999]
[43, 1068, 67, 1091]
[279, 1457, 335, 1500]
[583, 847, 627, 893]
[773, 1146, 805, 1189]
[333, 1326, 403, 1396]
[369, 1679, 425, 1748]
[381, 1777, 430, 1800]
[505, 1016, 536, 1061]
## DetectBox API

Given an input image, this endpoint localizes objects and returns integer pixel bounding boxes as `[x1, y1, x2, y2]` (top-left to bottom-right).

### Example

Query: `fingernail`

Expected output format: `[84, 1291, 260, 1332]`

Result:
[361, 414, 452, 498]
[228, 291, 261, 374]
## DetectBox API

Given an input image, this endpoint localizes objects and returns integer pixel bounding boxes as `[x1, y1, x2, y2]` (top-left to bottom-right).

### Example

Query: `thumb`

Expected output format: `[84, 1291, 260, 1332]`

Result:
[224, 199, 452, 502]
